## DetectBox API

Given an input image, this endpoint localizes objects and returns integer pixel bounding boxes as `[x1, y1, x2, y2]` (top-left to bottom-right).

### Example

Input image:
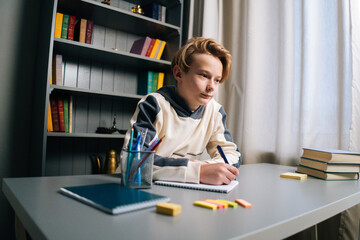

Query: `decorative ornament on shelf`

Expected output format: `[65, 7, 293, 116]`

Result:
[101, 0, 110, 5]
[132, 5, 144, 15]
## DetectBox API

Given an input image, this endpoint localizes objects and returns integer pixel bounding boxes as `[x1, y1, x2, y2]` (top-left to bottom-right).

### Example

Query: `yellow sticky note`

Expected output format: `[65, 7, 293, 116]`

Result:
[193, 201, 217, 210]
[280, 172, 307, 180]
[216, 199, 238, 208]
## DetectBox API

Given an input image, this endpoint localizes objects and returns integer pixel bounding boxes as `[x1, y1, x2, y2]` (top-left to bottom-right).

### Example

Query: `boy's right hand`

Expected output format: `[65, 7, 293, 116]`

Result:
[199, 162, 239, 185]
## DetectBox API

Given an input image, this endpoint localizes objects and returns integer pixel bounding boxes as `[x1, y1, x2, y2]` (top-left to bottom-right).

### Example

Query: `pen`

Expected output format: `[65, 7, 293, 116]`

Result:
[217, 145, 229, 164]
[126, 128, 134, 185]
[128, 139, 163, 180]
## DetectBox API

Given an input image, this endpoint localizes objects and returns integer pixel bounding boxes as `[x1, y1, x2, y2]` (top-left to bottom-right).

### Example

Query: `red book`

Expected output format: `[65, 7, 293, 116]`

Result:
[67, 16, 76, 41]
[145, 38, 156, 57]
[57, 95, 65, 132]
[50, 95, 60, 132]
[85, 20, 94, 44]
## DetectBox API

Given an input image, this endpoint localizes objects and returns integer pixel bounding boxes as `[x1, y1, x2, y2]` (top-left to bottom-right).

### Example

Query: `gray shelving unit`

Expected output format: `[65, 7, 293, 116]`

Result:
[30, 0, 183, 176]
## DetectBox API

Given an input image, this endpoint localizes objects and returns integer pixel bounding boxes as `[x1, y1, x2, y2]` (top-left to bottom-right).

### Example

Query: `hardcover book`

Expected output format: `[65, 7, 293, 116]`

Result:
[85, 20, 94, 44]
[157, 72, 164, 90]
[296, 165, 359, 180]
[130, 37, 152, 56]
[54, 12, 63, 38]
[50, 95, 60, 132]
[300, 157, 360, 172]
[57, 95, 65, 132]
[145, 38, 156, 57]
[155, 41, 166, 59]
[61, 14, 69, 39]
[67, 15, 76, 41]
[59, 183, 170, 215]
[302, 148, 360, 163]
[138, 71, 153, 95]
[149, 39, 161, 58]
[63, 96, 69, 133]
[47, 101, 53, 132]
[152, 72, 158, 92]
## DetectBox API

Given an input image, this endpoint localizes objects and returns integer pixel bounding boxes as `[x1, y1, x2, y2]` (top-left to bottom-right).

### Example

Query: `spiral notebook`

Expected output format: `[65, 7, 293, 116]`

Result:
[60, 183, 170, 215]
[154, 180, 239, 193]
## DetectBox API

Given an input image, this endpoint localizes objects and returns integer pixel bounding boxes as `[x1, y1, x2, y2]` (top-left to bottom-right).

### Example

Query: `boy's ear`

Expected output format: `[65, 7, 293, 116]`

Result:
[173, 65, 182, 82]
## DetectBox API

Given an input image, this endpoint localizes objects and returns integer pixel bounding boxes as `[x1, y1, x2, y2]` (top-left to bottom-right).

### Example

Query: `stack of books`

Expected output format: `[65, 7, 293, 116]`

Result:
[130, 37, 167, 60]
[296, 148, 360, 180]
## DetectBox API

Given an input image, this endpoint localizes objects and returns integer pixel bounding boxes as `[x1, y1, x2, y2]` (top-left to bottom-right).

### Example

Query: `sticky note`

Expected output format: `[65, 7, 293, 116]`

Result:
[193, 201, 217, 210]
[280, 172, 307, 180]
[235, 199, 252, 208]
[156, 202, 182, 216]
[216, 199, 238, 208]
[206, 199, 228, 208]
[203, 200, 224, 209]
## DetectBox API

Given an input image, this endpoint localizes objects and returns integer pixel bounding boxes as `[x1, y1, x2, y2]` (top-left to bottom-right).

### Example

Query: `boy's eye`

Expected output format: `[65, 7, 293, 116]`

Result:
[201, 74, 208, 78]
[215, 79, 221, 83]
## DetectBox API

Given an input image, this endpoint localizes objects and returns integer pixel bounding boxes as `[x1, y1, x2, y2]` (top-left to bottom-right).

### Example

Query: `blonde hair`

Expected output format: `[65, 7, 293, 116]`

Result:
[171, 37, 232, 83]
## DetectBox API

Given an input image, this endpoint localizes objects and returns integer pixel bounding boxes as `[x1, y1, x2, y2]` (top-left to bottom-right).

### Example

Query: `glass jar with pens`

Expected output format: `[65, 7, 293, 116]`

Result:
[120, 128, 162, 188]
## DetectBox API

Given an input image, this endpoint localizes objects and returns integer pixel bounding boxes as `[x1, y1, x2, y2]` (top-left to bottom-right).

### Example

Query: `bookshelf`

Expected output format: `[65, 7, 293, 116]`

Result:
[30, 0, 184, 176]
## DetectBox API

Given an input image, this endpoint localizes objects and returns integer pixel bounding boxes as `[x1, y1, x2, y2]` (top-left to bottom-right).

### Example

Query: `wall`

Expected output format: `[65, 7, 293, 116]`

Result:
[0, 0, 41, 239]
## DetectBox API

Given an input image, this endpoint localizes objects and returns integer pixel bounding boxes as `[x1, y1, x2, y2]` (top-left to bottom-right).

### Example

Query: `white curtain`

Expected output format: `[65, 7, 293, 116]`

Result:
[190, 0, 360, 165]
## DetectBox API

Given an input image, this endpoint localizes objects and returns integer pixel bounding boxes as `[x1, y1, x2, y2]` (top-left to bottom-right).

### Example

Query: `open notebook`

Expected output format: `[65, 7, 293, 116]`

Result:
[60, 183, 169, 215]
[154, 180, 239, 193]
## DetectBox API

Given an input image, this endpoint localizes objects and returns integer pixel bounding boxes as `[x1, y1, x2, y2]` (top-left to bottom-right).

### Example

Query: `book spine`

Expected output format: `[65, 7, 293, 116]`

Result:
[79, 19, 87, 43]
[69, 95, 73, 133]
[54, 12, 63, 38]
[147, 71, 153, 94]
[63, 96, 69, 133]
[157, 72, 164, 89]
[50, 95, 60, 132]
[156, 41, 166, 60]
[150, 39, 160, 58]
[57, 95, 65, 132]
[67, 15, 76, 41]
[161, 6, 166, 23]
[85, 20, 94, 44]
[47, 100, 53, 132]
[140, 37, 152, 56]
[152, 72, 158, 92]
[145, 38, 156, 57]
[55, 54, 63, 86]
[61, 14, 69, 39]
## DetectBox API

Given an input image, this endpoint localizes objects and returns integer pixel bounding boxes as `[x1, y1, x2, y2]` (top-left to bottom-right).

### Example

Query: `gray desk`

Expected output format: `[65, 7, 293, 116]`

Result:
[3, 163, 360, 240]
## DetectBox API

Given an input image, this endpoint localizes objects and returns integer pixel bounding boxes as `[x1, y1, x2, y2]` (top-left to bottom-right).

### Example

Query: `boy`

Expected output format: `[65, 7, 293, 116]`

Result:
[118, 37, 241, 185]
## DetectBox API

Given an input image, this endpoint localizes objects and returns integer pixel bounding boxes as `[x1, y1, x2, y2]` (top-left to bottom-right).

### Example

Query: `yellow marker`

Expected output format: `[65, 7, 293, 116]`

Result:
[216, 199, 238, 208]
[206, 199, 228, 208]
[156, 202, 182, 216]
[193, 201, 217, 210]
[280, 172, 307, 180]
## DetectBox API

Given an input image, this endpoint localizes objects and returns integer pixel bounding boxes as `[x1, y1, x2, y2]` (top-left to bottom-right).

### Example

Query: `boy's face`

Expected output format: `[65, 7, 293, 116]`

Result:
[174, 53, 222, 111]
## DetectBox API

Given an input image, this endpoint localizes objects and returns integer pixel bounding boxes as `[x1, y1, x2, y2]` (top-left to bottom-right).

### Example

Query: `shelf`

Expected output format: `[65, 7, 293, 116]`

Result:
[50, 84, 143, 100]
[57, 0, 181, 38]
[54, 38, 172, 72]
[47, 132, 125, 138]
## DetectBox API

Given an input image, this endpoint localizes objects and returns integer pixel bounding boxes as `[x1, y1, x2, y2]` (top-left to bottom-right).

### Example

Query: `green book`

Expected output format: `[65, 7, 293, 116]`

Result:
[63, 96, 69, 133]
[137, 71, 153, 95]
[61, 14, 69, 39]
[152, 72, 159, 93]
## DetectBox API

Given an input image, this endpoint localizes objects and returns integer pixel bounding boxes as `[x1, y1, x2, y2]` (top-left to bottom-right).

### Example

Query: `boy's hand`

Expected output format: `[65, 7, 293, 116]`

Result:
[199, 163, 239, 185]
